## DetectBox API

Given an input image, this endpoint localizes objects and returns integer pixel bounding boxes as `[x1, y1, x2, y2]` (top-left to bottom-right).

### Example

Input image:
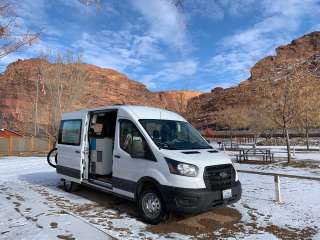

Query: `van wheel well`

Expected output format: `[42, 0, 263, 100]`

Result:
[136, 178, 161, 199]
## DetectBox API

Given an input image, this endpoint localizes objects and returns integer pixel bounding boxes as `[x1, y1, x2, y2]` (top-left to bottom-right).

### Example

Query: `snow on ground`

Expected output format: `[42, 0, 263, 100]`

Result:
[254, 145, 320, 162]
[0, 157, 112, 240]
[233, 165, 320, 238]
[283, 152, 320, 162]
[0, 156, 320, 239]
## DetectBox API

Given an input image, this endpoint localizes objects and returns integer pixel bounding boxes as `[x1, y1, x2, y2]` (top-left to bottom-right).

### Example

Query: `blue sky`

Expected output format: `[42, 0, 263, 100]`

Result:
[2, 0, 320, 91]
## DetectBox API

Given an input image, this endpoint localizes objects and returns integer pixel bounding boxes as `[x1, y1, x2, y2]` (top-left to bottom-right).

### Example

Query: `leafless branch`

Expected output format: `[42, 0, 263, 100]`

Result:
[0, 1, 40, 59]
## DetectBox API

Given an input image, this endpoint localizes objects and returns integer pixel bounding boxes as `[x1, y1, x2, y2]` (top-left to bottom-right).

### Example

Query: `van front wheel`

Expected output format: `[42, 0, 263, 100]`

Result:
[138, 188, 165, 224]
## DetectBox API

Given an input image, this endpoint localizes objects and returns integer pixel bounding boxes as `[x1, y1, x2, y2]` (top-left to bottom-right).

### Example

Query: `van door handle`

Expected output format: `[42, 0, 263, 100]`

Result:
[75, 150, 80, 154]
[114, 155, 120, 159]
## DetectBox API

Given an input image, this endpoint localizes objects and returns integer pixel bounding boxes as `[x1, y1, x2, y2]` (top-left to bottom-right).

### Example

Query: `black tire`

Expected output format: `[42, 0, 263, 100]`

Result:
[62, 179, 80, 192]
[47, 148, 58, 168]
[138, 187, 166, 224]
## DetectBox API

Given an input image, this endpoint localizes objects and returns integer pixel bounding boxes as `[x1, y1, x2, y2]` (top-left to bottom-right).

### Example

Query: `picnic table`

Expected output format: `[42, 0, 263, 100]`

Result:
[236, 148, 274, 163]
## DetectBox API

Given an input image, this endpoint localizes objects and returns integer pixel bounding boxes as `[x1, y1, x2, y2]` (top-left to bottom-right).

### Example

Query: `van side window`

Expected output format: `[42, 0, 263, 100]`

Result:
[58, 120, 82, 145]
[119, 120, 155, 161]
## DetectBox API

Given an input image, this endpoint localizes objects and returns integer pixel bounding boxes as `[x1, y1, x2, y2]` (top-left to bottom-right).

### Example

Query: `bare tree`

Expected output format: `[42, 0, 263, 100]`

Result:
[175, 92, 187, 115]
[246, 105, 275, 144]
[0, 1, 39, 59]
[38, 52, 89, 142]
[214, 106, 251, 147]
[295, 60, 320, 149]
[215, 106, 251, 131]
[185, 96, 200, 124]
[253, 64, 304, 163]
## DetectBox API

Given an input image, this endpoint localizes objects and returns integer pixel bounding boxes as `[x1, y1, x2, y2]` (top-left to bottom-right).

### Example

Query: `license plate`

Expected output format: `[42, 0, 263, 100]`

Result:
[222, 189, 232, 199]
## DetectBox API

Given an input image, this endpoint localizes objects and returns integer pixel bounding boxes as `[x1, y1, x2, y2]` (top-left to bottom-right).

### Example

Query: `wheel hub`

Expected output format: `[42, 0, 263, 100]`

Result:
[142, 193, 161, 218]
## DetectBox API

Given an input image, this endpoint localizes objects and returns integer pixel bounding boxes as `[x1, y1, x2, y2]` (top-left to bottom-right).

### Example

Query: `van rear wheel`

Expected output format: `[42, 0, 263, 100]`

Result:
[138, 188, 165, 224]
[62, 179, 79, 192]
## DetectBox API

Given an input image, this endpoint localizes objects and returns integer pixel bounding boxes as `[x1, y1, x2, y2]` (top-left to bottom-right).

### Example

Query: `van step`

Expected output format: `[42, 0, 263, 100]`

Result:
[90, 179, 112, 189]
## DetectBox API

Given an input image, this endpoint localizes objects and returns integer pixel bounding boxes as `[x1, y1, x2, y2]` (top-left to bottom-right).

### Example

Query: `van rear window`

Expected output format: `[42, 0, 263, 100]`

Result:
[58, 120, 82, 145]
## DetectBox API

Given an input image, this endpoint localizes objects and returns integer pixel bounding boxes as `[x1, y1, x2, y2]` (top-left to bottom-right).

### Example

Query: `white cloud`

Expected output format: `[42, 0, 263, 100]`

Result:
[14, 0, 62, 37]
[193, 0, 257, 19]
[0, 38, 69, 72]
[0, 0, 66, 70]
[205, 0, 320, 83]
[72, 31, 138, 71]
[131, 0, 187, 49]
[71, 29, 166, 72]
[132, 35, 165, 61]
[223, 0, 257, 17]
[181, 0, 258, 21]
[309, 24, 320, 32]
[1, 0, 169, 76]
[186, 0, 225, 20]
[140, 59, 198, 89]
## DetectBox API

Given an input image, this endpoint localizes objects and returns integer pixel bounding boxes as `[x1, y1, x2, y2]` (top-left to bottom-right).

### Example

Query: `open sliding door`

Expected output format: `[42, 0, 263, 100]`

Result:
[80, 112, 90, 181]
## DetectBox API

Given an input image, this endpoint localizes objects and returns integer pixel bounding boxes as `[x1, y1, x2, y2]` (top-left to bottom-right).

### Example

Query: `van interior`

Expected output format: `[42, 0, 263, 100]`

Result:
[88, 110, 117, 186]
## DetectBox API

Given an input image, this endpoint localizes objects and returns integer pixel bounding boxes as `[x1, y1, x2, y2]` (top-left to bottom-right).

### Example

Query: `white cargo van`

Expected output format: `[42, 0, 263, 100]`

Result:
[49, 105, 241, 224]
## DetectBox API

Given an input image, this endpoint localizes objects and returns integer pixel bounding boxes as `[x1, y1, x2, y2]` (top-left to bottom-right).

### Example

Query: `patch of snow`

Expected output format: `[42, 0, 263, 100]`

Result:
[0, 156, 319, 239]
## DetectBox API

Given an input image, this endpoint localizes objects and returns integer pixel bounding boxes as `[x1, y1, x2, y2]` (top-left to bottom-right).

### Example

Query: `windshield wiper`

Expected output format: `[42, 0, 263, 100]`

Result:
[190, 145, 213, 150]
[154, 141, 171, 150]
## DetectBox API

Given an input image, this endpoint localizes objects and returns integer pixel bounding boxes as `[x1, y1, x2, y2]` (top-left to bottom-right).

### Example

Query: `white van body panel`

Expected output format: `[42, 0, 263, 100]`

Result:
[112, 106, 191, 188]
[56, 105, 241, 212]
[57, 111, 88, 183]
[126, 105, 185, 121]
[160, 149, 232, 168]
[57, 105, 232, 188]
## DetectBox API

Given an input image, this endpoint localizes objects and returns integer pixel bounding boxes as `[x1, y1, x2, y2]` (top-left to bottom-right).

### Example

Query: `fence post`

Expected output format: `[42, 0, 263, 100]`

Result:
[47, 137, 51, 151]
[30, 136, 35, 152]
[8, 136, 13, 155]
[292, 146, 295, 156]
[274, 175, 282, 203]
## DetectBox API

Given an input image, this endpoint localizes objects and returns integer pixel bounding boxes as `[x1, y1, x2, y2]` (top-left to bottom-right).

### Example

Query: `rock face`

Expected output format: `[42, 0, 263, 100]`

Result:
[190, 31, 320, 129]
[0, 59, 200, 135]
[1, 31, 319, 135]
[250, 31, 320, 80]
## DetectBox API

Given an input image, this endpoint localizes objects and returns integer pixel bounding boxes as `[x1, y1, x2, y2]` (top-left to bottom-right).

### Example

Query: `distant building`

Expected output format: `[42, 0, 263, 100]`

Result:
[0, 128, 23, 138]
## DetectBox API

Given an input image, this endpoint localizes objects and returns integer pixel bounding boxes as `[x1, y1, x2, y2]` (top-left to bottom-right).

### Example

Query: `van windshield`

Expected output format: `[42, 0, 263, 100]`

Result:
[139, 119, 212, 150]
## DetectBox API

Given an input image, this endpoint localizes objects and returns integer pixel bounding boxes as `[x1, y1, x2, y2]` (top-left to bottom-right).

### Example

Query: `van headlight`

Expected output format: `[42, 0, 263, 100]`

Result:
[165, 158, 198, 177]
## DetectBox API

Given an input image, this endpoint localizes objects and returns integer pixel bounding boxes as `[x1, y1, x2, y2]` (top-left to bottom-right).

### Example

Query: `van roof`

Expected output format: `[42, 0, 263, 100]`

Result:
[61, 105, 186, 121]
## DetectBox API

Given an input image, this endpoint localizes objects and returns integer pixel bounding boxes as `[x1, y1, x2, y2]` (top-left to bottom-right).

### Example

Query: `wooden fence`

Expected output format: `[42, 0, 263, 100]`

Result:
[238, 169, 320, 203]
[209, 129, 320, 139]
[0, 136, 53, 156]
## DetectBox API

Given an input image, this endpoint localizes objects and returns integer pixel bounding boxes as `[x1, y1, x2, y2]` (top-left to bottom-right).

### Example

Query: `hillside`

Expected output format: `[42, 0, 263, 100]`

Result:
[0, 59, 200, 135]
[1, 31, 319, 135]
[190, 31, 320, 129]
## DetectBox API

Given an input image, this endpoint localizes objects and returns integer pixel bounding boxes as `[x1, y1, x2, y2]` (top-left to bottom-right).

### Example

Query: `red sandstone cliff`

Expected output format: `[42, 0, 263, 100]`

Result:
[1, 31, 319, 134]
[189, 31, 320, 129]
[0, 59, 201, 135]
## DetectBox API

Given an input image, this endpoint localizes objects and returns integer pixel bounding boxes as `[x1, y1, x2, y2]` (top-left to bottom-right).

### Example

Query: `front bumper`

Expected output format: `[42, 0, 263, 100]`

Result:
[160, 181, 241, 214]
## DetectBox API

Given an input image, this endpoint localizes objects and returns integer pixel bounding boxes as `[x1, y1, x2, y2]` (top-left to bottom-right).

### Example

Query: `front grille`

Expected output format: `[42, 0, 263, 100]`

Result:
[204, 164, 235, 190]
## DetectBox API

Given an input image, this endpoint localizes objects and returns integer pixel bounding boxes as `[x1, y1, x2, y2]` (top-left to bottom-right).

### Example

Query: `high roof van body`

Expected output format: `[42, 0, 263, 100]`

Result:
[53, 105, 241, 224]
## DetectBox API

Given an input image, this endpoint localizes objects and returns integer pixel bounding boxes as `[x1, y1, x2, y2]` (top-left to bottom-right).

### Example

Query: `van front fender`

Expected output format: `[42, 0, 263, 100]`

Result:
[135, 169, 168, 199]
